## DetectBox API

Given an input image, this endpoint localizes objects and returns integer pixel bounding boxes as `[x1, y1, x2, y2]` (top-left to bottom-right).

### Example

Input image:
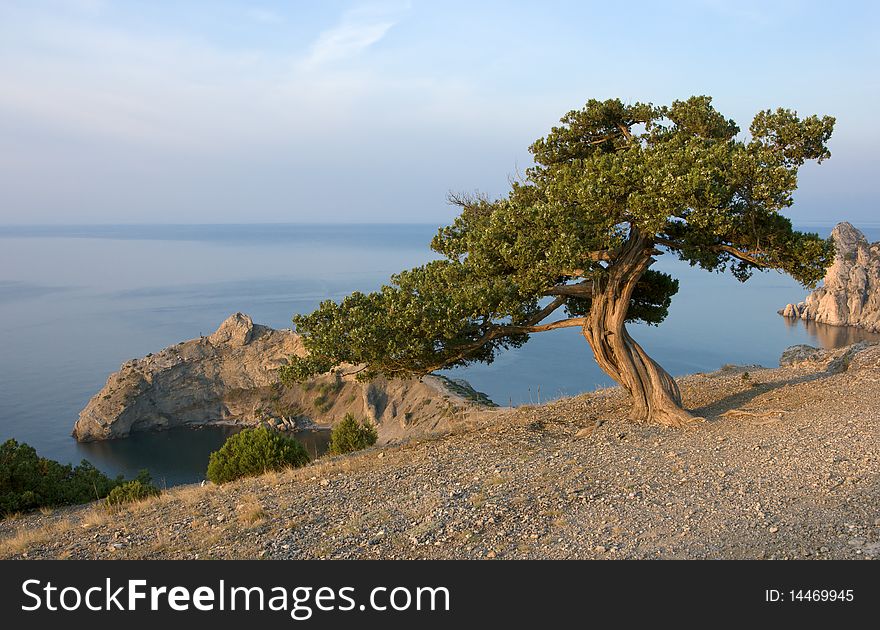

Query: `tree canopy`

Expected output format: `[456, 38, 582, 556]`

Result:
[282, 96, 835, 426]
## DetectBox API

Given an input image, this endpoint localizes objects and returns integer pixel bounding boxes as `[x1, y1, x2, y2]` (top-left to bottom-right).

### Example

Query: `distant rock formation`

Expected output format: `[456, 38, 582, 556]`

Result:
[73, 313, 495, 444]
[780, 222, 880, 332]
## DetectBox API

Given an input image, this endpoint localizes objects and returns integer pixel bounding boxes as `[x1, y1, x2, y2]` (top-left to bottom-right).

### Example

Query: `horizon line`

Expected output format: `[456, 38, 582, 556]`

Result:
[1, 219, 876, 228]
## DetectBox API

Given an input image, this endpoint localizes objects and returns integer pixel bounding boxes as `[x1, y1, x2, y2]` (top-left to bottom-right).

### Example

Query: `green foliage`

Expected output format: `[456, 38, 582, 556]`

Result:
[283, 96, 835, 384]
[312, 394, 331, 412]
[310, 379, 343, 413]
[328, 414, 378, 455]
[0, 438, 127, 516]
[206, 427, 310, 484]
[105, 470, 160, 506]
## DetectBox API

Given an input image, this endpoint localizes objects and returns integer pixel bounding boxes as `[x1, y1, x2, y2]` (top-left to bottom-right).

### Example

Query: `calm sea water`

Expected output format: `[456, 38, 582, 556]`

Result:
[1, 223, 878, 486]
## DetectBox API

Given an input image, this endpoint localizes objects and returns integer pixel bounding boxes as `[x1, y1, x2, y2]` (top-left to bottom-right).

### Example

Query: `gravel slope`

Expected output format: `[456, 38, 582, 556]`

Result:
[3, 346, 878, 560]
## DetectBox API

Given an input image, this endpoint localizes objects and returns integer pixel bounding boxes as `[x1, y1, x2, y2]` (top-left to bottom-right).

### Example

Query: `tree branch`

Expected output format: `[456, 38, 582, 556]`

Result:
[544, 281, 594, 298]
[496, 317, 586, 334]
[559, 250, 614, 277]
[526, 295, 568, 325]
[587, 250, 614, 262]
[336, 364, 368, 378]
[655, 237, 771, 268]
[419, 297, 577, 373]
[710, 244, 771, 267]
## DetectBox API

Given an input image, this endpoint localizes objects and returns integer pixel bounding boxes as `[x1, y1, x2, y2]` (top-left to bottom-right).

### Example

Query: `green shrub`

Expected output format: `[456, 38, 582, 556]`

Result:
[312, 379, 343, 414]
[313, 393, 331, 413]
[0, 438, 130, 517]
[206, 427, 310, 484]
[105, 470, 160, 506]
[328, 414, 378, 455]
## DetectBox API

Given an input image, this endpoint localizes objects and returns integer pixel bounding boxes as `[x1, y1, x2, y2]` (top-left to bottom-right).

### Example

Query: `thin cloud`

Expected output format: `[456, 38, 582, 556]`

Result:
[301, 6, 404, 69]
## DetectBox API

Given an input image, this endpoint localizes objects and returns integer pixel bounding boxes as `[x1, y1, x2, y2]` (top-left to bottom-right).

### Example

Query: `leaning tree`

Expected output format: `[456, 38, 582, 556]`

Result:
[282, 96, 835, 426]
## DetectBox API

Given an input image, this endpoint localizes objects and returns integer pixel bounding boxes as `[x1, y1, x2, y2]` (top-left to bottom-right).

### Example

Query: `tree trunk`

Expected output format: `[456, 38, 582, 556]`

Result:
[582, 228, 697, 427]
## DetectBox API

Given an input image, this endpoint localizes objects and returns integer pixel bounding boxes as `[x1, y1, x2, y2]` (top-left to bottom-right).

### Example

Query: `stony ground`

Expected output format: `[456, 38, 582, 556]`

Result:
[3, 346, 879, 560]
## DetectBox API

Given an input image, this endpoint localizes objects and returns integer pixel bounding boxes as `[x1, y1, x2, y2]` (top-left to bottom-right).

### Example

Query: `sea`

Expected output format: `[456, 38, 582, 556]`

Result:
[1, 222, 878, 486]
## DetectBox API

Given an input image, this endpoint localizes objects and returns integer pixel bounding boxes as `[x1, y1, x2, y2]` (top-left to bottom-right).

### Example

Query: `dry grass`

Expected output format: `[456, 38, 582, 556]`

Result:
[327, 506, 391, 538]
[484, 474, 508, 486]
[297, 453, 376, 479]
[123, 482, 215, 515]
[237, 497, 267, 525]
[167, 483, 216, 504]
[0, 519, 72, 557]
[260, 468, 297, 485]
[79, 505, 111, 528]
[134, 528, 189, 559]
[124, 497, 158, 514]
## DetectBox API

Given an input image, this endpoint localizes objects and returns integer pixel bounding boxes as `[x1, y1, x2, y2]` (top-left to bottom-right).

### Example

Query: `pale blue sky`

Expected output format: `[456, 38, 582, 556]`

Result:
[1, 0, 877, 224]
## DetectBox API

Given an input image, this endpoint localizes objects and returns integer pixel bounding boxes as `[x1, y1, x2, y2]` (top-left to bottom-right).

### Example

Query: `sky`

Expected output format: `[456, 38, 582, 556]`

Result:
[0, 0, 878, 225]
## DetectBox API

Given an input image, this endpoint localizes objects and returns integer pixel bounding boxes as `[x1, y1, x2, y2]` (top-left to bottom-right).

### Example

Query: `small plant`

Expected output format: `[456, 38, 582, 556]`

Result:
[311, 378, 343, 414]
[105, 470, 160, 506]
[318, 379, 343, 396]
[742, 372, 750, 381]
[237, 498, 267, 525]
[313, 393, 332, 413]
[328, 414, 378, 455]
[206, 427, 310, 484]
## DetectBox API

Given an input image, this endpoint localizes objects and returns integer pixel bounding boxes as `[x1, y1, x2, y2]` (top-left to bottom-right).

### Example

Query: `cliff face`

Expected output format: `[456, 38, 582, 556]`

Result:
[780, 222, 880, 332]
[72, 313, 494, 444]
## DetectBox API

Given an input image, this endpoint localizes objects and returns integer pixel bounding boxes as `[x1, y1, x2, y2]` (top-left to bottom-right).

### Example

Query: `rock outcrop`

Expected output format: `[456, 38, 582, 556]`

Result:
[73, 313, 495, 444]
[780, 222, 880, 331]
[779, 341, 877, 373]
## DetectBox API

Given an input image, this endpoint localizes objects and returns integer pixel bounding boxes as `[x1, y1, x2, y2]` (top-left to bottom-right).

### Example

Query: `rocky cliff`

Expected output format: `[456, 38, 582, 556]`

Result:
[780, 222, 880, 332]
[73, 313, 495, 443]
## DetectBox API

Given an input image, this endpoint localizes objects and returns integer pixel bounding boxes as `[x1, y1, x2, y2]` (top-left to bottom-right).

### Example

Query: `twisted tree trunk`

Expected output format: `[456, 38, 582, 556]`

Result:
[582, 229, 697, 427]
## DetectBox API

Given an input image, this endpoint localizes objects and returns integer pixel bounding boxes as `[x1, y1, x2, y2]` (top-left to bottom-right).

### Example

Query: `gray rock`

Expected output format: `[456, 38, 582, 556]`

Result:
[781, 222, 880, 332]
[73, 313, 494, 444]
[779, 340, 879, 373]
[780, 303, 799, 318]
[779, 345, 827, 366]
[827, 341, 874, 373]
